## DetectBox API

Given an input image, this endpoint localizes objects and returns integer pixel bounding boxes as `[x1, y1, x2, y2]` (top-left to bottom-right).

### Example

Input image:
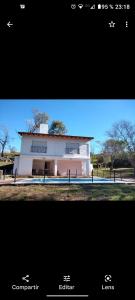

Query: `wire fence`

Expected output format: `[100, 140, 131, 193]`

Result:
[93, 168, 135, 181]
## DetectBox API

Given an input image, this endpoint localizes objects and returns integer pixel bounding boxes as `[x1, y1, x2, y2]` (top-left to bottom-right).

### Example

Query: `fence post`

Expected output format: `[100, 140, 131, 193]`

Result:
[76, 169, 77, 178]
[69, 169, 70, 183]
[92, 169, 93, 183]
[114, 170, 115, 182]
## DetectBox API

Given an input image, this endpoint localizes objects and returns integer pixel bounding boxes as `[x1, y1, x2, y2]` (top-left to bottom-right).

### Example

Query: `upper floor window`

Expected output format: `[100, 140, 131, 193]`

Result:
[65, 143, 80, 154]
[31, 140, 47, 153]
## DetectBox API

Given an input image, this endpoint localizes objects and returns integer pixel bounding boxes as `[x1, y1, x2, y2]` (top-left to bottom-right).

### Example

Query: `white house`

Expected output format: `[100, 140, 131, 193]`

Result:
[13, 123, 94, 176]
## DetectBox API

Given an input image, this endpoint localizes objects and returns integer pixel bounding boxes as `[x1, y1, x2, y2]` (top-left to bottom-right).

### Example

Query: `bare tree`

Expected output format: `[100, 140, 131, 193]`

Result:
[106, 120, 135, 153]
[26, 109, 50, 132]
[26, 119, 34, 132]
[0, 127, 9, 157]
[106, 120, 135, 169]
[102, 138, 127, 168]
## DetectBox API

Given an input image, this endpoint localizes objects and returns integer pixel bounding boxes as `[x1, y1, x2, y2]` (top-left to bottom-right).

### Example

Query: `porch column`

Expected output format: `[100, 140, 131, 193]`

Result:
[86, 159, 93, 176]
[86, 159, 90, 176]
[82, 160, 87, 176]
[54, 159, 58, 176]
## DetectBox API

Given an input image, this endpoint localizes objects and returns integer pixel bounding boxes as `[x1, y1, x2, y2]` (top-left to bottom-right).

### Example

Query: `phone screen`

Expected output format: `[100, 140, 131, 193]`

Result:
[0, 1, 134, 299]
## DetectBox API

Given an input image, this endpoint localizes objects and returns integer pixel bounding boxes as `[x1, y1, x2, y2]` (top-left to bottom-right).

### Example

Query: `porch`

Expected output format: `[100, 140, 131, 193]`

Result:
[32, 159, 91, 176]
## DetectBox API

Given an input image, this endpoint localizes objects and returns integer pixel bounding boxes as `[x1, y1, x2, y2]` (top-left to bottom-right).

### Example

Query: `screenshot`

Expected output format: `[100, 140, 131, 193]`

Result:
[0, 99, 135, 299]
[0, 0, 134, 299]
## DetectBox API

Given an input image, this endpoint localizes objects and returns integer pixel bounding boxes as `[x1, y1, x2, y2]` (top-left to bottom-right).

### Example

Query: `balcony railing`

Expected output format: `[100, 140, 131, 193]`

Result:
[31, 146, 47, 153]
[65, 148, 80, 154]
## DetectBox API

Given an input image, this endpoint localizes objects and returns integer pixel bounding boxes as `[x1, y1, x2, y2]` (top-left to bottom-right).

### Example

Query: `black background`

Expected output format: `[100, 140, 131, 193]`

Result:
[0, 0, 135, 298]
[0, 0, 134, 98]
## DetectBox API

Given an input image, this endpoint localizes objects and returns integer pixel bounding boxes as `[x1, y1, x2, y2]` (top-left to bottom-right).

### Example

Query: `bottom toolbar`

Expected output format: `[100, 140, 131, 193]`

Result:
[0, 269, 134, 298]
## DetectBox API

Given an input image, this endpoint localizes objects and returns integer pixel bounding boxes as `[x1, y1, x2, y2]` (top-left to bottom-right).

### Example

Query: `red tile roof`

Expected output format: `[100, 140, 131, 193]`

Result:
[18, 132, 94, 141]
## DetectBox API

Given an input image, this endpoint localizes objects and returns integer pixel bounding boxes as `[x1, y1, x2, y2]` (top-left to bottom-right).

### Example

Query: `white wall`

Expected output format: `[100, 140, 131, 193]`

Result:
[18, 155, 33, 175]
[21, 136, 90, 159]
[13, 156, 20, 174]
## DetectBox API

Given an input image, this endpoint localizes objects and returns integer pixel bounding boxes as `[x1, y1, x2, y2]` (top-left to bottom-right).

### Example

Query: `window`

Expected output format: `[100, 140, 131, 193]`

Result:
[31, 140, 47, 153]
[65, 143, 80, 154]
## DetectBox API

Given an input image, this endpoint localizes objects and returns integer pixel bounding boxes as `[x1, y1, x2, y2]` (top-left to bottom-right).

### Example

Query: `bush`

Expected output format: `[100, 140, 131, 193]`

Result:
[113, 159, 132, 168]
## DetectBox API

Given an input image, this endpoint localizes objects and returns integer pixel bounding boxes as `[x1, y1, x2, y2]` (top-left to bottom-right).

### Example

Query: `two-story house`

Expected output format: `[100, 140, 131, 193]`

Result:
[13, 123, 94, 176]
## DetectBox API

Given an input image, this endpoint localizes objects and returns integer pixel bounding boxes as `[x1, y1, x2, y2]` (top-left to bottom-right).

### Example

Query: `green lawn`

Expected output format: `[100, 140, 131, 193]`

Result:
[0, 184, 135, 201]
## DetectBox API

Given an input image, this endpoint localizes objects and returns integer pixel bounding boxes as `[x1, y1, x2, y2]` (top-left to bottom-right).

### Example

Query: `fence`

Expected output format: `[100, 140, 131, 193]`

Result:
[67, 169, 79, 178]
[94, 168, 135, 181]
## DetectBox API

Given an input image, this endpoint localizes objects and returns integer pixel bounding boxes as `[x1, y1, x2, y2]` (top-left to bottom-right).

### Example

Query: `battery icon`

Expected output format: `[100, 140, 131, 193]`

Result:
[98, 4, 102, 9]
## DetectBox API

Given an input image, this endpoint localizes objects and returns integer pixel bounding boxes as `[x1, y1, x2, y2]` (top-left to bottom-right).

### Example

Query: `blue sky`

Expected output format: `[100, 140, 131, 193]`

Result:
[0, 99, 135, 153]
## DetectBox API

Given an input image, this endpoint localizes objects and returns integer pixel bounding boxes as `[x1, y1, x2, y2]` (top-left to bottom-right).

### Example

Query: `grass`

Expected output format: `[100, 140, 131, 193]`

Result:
[0, 184, 135, 201]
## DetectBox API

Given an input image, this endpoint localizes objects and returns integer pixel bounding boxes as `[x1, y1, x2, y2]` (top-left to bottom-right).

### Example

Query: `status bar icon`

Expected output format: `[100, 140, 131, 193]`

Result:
[20, 4, 26, 9]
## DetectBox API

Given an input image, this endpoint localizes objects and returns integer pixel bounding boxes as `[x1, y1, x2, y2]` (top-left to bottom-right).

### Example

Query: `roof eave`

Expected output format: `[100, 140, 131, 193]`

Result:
[18, 132, 94, 141]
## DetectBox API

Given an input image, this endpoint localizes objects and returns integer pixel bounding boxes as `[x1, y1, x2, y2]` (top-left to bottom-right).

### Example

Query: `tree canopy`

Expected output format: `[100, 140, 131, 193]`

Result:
[106, 120, 135, 153]
[105, 120, 135, 168]
[48, 120, 67, 135]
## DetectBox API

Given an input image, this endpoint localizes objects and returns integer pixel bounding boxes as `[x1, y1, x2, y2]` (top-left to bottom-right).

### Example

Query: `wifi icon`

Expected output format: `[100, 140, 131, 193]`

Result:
[78, 4, 83, 9]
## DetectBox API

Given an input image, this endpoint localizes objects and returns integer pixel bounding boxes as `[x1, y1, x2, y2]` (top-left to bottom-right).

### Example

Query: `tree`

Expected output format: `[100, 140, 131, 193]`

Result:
[0, 127, 9, 157]
[102, 138, 127, 168]
[26, 109, 50, 132]
[106, 120, 135, 168]
[106, 120, 135, 153]
[48, 120, 67, 135]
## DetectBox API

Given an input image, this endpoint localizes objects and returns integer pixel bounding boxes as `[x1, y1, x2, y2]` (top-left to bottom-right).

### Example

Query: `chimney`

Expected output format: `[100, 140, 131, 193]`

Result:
[36, 123, 48, 134]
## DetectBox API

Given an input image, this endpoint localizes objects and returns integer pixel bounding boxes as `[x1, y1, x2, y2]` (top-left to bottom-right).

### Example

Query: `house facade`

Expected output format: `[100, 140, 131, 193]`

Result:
[13, 124, 94, 176]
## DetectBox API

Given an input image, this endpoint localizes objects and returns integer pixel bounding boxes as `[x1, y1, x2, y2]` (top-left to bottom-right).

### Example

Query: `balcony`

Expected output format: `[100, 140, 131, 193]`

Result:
[31, 146, 47, 153]
[65, 148, 80, 154]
